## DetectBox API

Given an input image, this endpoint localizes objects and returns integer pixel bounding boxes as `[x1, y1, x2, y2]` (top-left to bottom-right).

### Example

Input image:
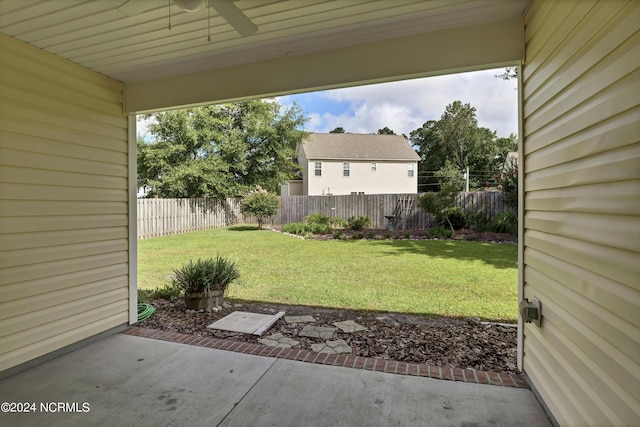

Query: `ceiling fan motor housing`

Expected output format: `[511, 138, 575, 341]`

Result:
[174, 0, 206, 12]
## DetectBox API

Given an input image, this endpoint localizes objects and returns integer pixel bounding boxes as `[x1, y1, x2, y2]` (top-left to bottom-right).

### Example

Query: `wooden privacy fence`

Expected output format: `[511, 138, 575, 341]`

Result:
[138, 192, 505, 238]
[277, 191, 505, 229]
[137, 197, 246, 239]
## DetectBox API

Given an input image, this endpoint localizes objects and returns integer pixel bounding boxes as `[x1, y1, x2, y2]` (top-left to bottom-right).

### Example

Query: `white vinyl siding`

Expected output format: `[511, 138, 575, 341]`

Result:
[0, 34, 129, 373]
[522, 1, 639, 426]
[304, 160, 418, 195]
[298, 152, 309, 195]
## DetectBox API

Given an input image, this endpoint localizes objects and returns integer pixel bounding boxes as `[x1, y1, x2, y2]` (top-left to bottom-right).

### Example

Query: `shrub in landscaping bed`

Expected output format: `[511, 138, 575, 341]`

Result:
[435, 206, 467, 230]
[331, 216, 346, 228]
[282, 222, 305, 235]
[466, 208, 491, 232]
[488, 211, 518, 235]
[240, 187, 280, 229]
[282, 221, 331, 235]
[303, 212, 331, 226]
[425, 225, 453, 239]
[347, 215, 371, 231]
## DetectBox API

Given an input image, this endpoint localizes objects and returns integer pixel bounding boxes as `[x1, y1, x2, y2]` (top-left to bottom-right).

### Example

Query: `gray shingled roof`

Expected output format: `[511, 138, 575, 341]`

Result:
[300, 133, 420, 161]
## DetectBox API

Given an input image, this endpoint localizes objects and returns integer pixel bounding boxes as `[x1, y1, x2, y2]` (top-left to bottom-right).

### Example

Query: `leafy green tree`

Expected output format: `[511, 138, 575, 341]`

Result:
[409, 101, 517, 191]
[329, 127, 346, 133]
[240, 187, 280, 229]
[498, 160, 518, 213]
[434, 159, 464, 189]
[437, 101, 482, 173]
[410, 119, 441, 191]
[494, 134, 518, 170]
[417, 183, 462, 232]
[138, 100, 307, 198]
[496, 67, 518, 80]
[376, 126, 396, 135]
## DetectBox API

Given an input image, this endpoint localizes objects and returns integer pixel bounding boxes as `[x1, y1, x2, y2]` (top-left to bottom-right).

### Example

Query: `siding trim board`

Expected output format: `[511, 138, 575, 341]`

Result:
[0, 34, 130, 373]
[522, 0, 640, 425]
[127, 114, 138, 325]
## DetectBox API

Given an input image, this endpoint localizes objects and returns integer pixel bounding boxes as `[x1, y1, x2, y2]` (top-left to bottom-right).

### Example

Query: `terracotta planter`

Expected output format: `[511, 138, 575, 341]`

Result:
[184, 290, 224, 310]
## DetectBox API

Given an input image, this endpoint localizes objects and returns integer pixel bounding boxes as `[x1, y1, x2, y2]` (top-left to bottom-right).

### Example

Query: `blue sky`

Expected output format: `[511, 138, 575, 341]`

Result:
[276, 67, 518, 138]
[138, 67, 518, 140]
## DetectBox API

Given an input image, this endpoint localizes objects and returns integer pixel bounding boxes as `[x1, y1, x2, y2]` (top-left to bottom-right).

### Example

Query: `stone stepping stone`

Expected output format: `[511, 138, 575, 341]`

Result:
[299, 325, 336, 339]
[208, 311, 285, 336]
[284, 315, 316, 324]
[311, 339, 352, 354]
[259, 333, 299, 348]
[333, 320, 367, 333]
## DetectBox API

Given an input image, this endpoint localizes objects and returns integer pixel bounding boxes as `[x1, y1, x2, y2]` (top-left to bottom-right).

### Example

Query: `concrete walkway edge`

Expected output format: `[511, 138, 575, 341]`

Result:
[122, 327, 528, 389]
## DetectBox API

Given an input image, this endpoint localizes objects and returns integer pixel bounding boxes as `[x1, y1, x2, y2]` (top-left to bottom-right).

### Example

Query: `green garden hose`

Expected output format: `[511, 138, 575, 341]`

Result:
[137, 303, 156, 322]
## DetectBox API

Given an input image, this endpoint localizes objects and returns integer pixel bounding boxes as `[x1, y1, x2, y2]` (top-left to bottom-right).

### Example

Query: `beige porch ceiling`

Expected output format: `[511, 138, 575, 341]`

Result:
[0, 0, 528, 111]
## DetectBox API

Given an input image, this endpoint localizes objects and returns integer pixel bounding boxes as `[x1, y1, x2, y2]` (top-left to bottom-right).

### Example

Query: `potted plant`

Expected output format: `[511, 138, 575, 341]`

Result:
[173, 255, 240, 310]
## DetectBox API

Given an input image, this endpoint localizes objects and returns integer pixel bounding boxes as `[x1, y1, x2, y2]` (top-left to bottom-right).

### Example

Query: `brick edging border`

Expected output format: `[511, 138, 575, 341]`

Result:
[122, 327, 528, 389]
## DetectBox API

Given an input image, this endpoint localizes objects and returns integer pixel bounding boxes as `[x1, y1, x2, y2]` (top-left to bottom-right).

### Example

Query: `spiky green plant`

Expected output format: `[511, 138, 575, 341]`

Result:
[173, 255, 240, 294]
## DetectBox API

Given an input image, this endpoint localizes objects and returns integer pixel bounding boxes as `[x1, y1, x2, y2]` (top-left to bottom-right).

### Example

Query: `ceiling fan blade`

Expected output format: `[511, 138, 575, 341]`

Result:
[209, 0, 257, 36]
[117, 0, 158, 16]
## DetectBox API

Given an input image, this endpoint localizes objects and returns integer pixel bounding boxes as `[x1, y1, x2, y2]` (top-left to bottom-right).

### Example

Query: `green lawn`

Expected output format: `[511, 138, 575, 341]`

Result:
[138, 226, 519, 322]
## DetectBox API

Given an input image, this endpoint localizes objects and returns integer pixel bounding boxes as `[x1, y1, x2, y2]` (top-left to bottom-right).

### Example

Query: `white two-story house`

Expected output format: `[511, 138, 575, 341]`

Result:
[284, 133, 420, 196]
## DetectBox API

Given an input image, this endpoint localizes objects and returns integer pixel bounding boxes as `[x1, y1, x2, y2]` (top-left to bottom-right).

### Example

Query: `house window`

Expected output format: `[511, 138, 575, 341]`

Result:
[371, 162, 377, 172]
[343, 162, 350, 177]
[408, 164, 415, 177]
[315, 161, 322, 176]
[351, 191, 365, 195]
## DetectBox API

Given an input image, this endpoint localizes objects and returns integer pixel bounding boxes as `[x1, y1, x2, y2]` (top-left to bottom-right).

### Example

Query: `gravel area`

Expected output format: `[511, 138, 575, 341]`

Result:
[137, 300, 519, 374]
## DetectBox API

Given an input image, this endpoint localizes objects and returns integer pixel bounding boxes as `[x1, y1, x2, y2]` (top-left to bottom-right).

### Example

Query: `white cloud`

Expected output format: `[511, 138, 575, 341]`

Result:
[284, 68, 518, 138]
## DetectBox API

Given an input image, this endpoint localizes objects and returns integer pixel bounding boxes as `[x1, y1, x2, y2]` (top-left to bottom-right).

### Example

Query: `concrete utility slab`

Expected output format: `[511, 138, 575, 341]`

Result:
[0, 334, 551, 427]
[207, 310, 285, 335]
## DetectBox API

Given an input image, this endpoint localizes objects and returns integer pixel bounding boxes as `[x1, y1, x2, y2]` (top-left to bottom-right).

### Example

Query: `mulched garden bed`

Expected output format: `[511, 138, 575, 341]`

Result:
[269, 225, 518, 244]
[137, 300, 519, 374]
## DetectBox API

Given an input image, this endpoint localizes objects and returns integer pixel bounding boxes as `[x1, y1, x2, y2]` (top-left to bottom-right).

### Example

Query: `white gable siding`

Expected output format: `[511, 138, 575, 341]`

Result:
[305, 160, 417, 195]
[522, 1, 639, 425]
[0, 35, 130, 372]
[298, 151, 310, 195]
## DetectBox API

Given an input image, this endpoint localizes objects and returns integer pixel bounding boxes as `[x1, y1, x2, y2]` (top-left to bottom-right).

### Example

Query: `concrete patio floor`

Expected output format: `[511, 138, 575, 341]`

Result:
[0, 334, 551, 426]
